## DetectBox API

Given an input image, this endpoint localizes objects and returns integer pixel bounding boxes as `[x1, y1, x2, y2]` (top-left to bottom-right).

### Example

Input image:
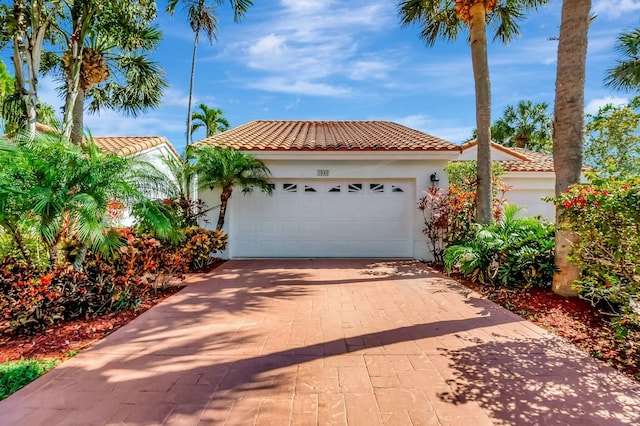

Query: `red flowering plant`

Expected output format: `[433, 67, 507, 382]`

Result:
[419, 161, 509, 265]
[553, 173, 640, 329]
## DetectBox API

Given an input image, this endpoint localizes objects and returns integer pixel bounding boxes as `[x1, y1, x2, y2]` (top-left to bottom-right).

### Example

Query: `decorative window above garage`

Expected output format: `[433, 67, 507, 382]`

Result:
[328, 185, 341, 193]
[391, 185, 404, 193]
[304, 185, 317, 193]
[369, 183, 384, 193]
[348, 183, 363, 193]
[283, 183, 297, 193]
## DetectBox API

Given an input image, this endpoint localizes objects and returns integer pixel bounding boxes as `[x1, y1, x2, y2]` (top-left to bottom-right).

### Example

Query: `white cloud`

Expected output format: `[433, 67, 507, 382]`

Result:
[585, 96, 629, 114]
[349, 61, 391, 81]
[389, 114, 473, 143]
[593, 0, 640, 19]
[83, 109, 185, 139]
[223, 0, 395, 97]
[248, 78, 350, 97]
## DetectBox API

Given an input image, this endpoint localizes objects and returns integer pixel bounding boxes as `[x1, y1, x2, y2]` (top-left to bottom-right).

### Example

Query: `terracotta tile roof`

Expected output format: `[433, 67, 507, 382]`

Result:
[92, 136, 180, 158]
[196, 120, 460, 151]
[461, 139, 555, 172]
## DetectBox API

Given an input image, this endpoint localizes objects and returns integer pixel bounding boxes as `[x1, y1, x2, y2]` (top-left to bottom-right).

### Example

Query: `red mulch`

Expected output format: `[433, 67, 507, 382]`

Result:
[0, 260, 226, 364]
[450, 271, 640, 381]
[0, 286, 182, 363]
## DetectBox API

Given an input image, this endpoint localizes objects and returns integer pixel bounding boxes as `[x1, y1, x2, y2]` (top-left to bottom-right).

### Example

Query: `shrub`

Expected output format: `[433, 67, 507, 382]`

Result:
[553, 174, 640, 327]
[444, 204, 555, 289]
[419, 161, 510, 265]
[182, 226, 228, 271]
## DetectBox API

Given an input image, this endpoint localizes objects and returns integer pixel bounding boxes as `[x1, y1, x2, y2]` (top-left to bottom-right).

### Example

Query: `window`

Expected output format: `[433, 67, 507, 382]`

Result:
[283, 183, 297, 193]
[328, 185, 341, 193]
[304, 185, 317, 193]
[348, 183, 363, 193]
[369, 183, 384, 193]
[391, 185, 404, 193]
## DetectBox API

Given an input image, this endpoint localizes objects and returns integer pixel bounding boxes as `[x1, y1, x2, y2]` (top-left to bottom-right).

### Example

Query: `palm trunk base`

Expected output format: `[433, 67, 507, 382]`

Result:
[552, 229, 580, 297]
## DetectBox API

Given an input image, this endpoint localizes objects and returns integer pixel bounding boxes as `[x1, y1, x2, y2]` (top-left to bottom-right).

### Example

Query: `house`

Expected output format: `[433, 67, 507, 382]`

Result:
[196, 120, 558, 261]
[460, 140, 556, 219]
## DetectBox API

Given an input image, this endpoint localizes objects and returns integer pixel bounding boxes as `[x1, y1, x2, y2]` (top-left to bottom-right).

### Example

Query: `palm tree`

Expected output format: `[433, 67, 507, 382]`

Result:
[605, 27, 640, 92]
[166, 0, 253, 147]
[552, 0, 591, 297]
[46, 0, 165, 145]
[190, 103, 230, 139]
[1, 0, 60, 134]
[399, 0, 548, 224]
[0, 131, 177, 269]
[193, 145, 271, 231]
[492, 100, 552, 152]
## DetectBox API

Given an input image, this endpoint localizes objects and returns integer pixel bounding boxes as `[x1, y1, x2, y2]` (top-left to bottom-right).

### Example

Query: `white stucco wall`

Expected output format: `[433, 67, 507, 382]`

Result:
[115, 143, 181, 227]
[198, 151, 456, 261]
[502, 172, 556, 219]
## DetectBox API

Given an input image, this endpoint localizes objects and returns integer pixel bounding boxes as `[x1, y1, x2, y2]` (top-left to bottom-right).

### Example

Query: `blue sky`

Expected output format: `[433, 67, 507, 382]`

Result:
[14, 0, 640, 154]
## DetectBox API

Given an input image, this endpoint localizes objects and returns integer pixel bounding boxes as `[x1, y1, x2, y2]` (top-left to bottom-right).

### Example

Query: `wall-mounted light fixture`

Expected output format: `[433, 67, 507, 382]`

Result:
[430, 172, 440, 187]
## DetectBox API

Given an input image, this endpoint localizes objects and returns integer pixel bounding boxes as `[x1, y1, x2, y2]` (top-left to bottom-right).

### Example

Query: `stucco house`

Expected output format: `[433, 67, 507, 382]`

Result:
[459, 140, 556, 219]
[195, 120, 556, 260]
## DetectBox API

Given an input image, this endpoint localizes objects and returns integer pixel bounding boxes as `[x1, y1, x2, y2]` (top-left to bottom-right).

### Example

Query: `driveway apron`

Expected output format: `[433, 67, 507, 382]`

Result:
[1, 259, 639, 425]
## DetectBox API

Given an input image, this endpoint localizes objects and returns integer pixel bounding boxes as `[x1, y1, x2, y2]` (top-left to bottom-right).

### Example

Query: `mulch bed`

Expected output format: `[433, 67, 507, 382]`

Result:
[448, 270, 640, 381]
[0, 286, 182, 363]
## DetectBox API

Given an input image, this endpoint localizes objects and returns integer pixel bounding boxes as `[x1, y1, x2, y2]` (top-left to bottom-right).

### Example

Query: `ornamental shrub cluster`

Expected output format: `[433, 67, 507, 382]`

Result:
[419, 161, 510, 265]
[554, 174, 640, 328]
[443, 204, 556, 289]
[0, 226, 227, 335]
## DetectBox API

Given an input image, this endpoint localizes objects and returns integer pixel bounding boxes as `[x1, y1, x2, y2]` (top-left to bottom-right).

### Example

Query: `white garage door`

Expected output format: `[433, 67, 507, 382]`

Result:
[230, 180, 414, 258]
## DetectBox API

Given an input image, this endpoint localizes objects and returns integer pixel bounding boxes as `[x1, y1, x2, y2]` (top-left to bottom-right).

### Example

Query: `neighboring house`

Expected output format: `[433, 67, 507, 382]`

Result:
[460, 140, 556, 219]
[92, 136, 181, 225]
[196, 120, 559, 260]
[93, 135, 180, 184]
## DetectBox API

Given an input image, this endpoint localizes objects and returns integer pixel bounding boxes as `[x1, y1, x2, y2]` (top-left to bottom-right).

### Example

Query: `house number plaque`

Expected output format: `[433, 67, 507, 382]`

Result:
[317, 169, 330, 177]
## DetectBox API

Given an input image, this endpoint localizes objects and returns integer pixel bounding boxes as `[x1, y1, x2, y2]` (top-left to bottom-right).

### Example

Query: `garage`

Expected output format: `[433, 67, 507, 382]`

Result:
[229, 179, 414, 258]
[196, 120, 462, 260]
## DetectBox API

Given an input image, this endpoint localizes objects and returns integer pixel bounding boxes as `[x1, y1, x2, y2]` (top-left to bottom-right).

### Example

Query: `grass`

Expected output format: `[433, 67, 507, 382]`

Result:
[0, 358, 60, 400]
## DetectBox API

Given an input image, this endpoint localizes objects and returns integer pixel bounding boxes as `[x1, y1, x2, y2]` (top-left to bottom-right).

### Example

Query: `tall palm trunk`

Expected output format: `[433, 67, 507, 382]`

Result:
[4, 219, 34, 270]
[186, 31, 199, 147]
[63, 42, 83, 142]
[552, 0, 591, 297]
[217, 186, 232, 231]
[71, 88, 85, 145]
[469, 2, 492, 225]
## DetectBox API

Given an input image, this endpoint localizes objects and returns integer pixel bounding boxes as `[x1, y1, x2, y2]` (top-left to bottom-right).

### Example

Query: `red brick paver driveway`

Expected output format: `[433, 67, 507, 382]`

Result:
[2, 259, 640, 425]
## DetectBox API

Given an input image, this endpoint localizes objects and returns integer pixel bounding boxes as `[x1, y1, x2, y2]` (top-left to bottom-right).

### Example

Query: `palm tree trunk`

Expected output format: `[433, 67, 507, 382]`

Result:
[71, 88, 85, 145]
[469, 2, 492, 225]
[217, 187, 232, 231]
[4, 219, 34, 270]
[552, 0, 591, 297]
[186, 31, 199, 147]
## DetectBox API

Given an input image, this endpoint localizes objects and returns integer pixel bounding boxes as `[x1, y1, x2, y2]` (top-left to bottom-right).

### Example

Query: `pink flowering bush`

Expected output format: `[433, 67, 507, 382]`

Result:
[554, 174, 640, 330]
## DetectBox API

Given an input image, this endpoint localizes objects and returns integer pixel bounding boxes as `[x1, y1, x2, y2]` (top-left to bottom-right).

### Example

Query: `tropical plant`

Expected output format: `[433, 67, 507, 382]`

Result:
[444, 204, 555, 288]
[190, 103, 229, 138]
[41, 0, 164, 144]
[605, 27, 640, 93]
[584, 101, 640, 177]
[552, 0, 591, 297]
[419, 161, 508, 265]
[399, 0, 548, 224]
[0, 0, 61, 133]
[193, 145, 272, 230]
[166, 0, 252, 147]
[491, 100, 552, 152]
[0, 132, 177, 269]
[552, 174, 639, 329]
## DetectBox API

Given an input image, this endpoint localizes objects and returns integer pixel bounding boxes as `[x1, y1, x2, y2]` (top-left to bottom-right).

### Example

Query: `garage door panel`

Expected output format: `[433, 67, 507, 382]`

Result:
[230, 180, 413, 258]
